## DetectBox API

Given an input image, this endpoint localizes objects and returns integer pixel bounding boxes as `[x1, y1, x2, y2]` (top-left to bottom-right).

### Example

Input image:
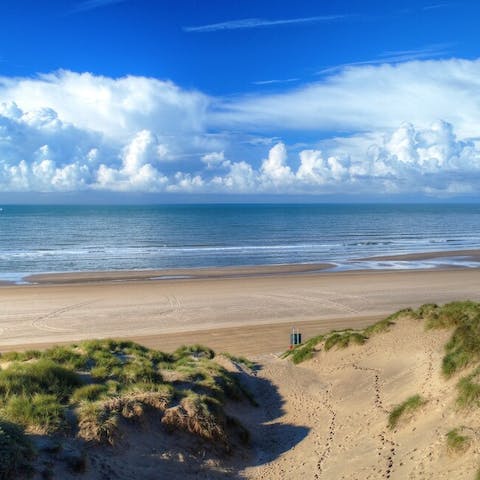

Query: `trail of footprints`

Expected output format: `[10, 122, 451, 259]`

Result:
[314, 387, 337, 479]
[420, 347, 434, 396]
[352, 365, 388, 414]
[352, 364, 397, 479]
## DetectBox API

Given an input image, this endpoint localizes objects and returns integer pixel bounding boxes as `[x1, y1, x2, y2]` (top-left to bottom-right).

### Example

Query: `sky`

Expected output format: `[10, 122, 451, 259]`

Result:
[1, 0, 480, 201]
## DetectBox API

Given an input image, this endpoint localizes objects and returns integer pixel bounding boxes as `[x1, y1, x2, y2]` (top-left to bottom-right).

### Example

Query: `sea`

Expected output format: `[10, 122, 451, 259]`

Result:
[1, 203, 480, 283]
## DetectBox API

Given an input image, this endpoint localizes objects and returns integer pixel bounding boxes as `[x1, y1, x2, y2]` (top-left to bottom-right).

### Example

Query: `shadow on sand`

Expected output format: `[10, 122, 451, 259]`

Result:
[30, 362, 309, 480]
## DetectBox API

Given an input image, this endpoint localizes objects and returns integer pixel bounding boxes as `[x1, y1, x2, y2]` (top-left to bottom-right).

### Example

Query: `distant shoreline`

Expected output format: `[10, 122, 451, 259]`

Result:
[2, 247, 477, 286]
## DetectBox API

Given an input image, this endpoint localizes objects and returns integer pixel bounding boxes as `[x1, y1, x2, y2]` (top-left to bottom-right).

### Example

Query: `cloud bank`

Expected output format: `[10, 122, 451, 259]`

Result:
[1, 61, 480, 196]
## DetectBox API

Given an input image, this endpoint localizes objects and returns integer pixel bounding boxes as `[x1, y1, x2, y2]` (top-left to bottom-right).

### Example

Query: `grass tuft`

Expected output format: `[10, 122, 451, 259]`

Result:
[456, 368, 480, 408]
[162, 392, 228, 447]
[174, 344, 215, 361]
[446, 428, 470, 454]
[220, 353, 257, 370]
[388, 394, 426, 429]
[71, 384, 108, 403]
[1, 394, 65, 434]
[0, 360, 81, 401]
[77, 401, 120, 446]
[419, 301, 480, 330]
[324, 331, 367, 351]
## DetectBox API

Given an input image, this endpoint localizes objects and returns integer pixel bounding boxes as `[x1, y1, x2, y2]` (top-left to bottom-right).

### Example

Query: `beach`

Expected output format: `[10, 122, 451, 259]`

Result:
[1, 254, 480, 354]
[2, 256, 480, 478]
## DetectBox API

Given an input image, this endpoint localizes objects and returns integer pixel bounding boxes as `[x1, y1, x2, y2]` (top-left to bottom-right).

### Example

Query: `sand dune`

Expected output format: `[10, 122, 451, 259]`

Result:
[241, 316, 479, 479]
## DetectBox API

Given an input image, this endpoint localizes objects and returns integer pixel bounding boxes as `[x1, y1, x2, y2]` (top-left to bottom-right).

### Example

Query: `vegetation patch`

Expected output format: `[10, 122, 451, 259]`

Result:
[456, 367, 480, 408]
[1, 394, 66, 434]
[0, 360, 81, 400]
[0, 420, 35, 480]
[0, 339, 256, 478]
[220, 353, 257, 370]
[419, 301, 480, 330]
[283, 315, 396, 364]
[281, 334, 324, 364]
[446, 428, 471, 454]
[407, 301, 480, 377]
[388, 394, 426, 429]
[324, 331, 367, 351]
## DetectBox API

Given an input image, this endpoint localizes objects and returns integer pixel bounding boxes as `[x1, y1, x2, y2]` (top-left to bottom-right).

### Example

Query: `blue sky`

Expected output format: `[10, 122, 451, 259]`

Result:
[1, 0, 480, 200]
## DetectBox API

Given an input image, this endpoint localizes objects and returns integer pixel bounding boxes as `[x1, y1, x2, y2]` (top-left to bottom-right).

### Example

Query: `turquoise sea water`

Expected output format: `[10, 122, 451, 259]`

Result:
[0, 204, 479, 282]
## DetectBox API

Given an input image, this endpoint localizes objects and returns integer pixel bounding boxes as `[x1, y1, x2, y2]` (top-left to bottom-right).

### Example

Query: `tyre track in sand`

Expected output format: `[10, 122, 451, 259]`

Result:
[31, 301, 96, 333]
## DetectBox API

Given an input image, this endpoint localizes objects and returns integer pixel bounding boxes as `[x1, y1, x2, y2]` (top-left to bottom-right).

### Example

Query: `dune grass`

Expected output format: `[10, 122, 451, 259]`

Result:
[220, 352, 257, 370]
[0, 339, 255, 478]
[284, 301, 480, 375]
[0, 360, 82, 400]
[411, 301, 480, 377]
[0, 420, 35, 480]
[456, 367, 480, 408]
[388, 394, 426, 429]
[446, 428, 471, 453]
[324, 331, 367, 351]
[283, 315, 397, 364]
[2, 394, 66, 434]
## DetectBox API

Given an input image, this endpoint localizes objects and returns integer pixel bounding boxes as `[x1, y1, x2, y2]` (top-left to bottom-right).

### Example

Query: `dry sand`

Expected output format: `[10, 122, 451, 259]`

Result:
[240, 316, 480, 480]
[3, 264, 480, 479]
[1, 267, 480, 353]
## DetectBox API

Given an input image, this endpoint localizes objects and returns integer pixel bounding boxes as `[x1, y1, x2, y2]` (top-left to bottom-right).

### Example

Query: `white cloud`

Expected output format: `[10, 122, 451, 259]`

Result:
[0, 71, 209, 143]
[70, 0, 128, 14]
[201, 151, 225, 169]
[2, 62, 480, 196]
[213, 58, 480, 139]
[260, 143, 294, 187]
[183, 15, 350, 33]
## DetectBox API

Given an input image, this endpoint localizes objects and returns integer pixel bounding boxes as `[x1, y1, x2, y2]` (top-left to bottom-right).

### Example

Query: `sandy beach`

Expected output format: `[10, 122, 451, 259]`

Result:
[1, 258, 480, 354]
[2, 258, 480, 479]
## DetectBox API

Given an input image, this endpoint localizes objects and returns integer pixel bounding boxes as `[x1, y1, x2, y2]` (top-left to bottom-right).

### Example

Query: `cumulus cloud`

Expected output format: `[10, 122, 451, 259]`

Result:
[2, 62, 480, 196]
[204, 121, 480, 195]
[0, 70, 209, 142]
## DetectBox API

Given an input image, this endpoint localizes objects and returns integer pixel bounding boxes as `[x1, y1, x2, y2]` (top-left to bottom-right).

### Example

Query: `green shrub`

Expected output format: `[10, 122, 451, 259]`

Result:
[388, 394, 426, 429]
[0, 420, 35, 480]
[2, 394, 65, 434]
